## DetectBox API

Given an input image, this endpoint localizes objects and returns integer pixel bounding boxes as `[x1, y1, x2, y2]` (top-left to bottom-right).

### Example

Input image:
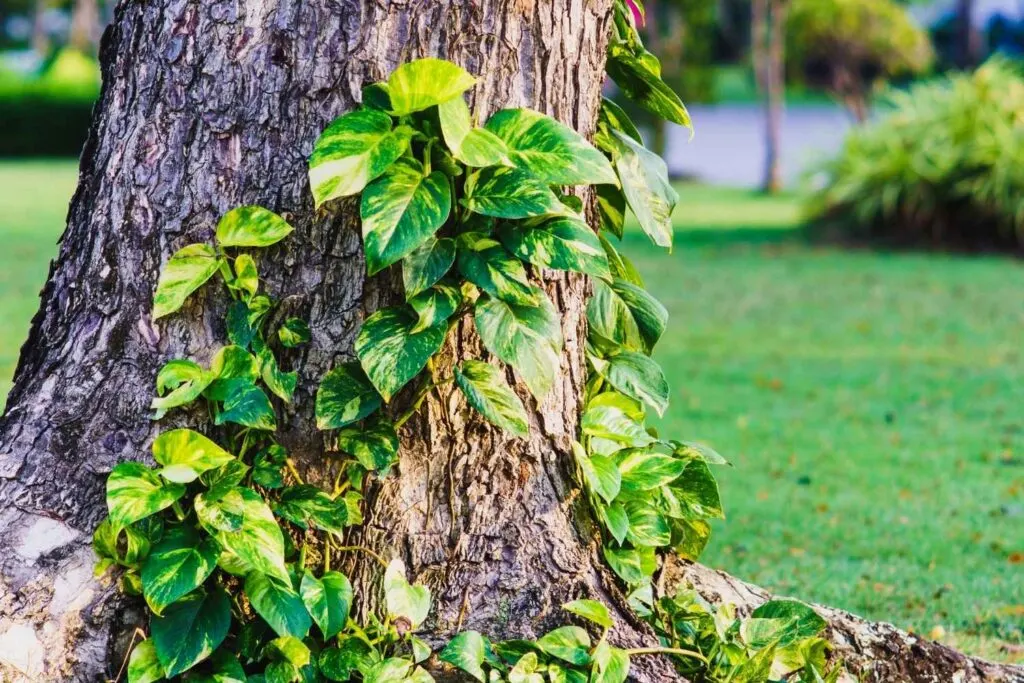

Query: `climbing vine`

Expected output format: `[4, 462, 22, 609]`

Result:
[96, 2, 841, 681]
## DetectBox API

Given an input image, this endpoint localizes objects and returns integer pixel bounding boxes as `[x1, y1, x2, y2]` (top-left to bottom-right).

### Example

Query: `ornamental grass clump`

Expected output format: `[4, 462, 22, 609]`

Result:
[805, 58, 1024, 252]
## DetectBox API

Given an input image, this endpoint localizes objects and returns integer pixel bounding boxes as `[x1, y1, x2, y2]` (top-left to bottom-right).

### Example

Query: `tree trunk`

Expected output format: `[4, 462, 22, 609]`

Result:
[956, 0, 981, 69]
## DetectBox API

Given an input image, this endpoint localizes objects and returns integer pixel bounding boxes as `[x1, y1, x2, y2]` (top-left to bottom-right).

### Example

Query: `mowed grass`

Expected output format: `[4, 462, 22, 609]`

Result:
[0, 161, 78, 405]
[0, 164, 1020, 662]
[626, 185, 1023, 662]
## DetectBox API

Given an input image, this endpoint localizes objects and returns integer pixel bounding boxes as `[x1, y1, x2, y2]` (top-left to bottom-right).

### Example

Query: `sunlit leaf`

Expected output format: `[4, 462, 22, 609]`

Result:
[387, 58, 477, 116]
[455, 360, 529, 437]
[152, 243, 222, 320]
[216, 206, 293, 248]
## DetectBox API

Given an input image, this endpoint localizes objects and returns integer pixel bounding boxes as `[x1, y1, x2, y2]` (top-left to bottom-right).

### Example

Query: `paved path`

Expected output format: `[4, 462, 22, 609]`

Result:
[665, 104, 854, 188]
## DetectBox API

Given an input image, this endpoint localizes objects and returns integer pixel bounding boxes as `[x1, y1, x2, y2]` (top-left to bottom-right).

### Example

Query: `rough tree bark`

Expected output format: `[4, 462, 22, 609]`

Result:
[0, 1, 1020, 682]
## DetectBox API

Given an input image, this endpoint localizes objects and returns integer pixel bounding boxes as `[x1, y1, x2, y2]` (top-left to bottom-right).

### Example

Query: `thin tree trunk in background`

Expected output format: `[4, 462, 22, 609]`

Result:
[30, 0, 49, 58]
[68, 0, 101, 53]
[0, 1, 678, 680]
[956, 0, 980, 68]
[755, 0, 785, 193]
[644, 0, 669, 158]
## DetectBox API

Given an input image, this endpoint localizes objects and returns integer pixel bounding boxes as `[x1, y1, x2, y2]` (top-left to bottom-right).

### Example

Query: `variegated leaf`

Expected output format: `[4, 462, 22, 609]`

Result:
[355, 307, 447, 402]
[360, 158, 451, 275]
[499, 216, 610, 280]
[308, 107, 413, 206]
[216, 206, 293, 248]
[455, 360, 529, 437]
[605, 44, 692, 128]
[409, 282, 461, 332]
[315, 363, 382, 430]
[463, 166, 567, 220]
[140, 527, 219, 615]
[473, 291, 562, 399]
[587, 279, 667, 354]
[484, 108, 616, 185]
[609, 129, 677, 249]
[456, 232, 538, 305]
[151, 587, 231, 678]
[152, 243, 222, 320]
[386, 58, 477, 116]
[107, 462, 185, 528]
[403, 236, 456, 300]
[438, 97, 509, 167]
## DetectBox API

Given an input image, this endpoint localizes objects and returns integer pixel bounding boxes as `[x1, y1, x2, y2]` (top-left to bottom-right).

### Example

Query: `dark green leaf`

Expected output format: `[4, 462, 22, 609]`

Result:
[151, 587, 231, 677]
[386, 58, 476, 116]
[216, 206, 294, 248]
[309, 108, 413, 206]
[355, 306, 447, 402]
[152, 243, 222, 320]
[403, 236, 456, 299]
[408, 282, 461, 333]
[602, 501, 630, 545]
[455, 360, 529, 437]
[336, 419, 399, 473]
[316, 363, 383, 430]
[257, 342, 297, 403]
[457, 233, 538, 306]
[360, 158, 451, 275]
[245, 571, 312, 639]
[463, 166, 567, 220]
[226, 300, 255, 348]
[439, 631, 487, 682]
[596, 185, 627, 240]
[484, 108, 615, 185]
[499, 216, 610, 280]
[319, 637, 377, 682]
[602, 545, 646, 584]
[605, 44, 692, 128]
[141, 527, 219, 615]
[107, 462, 185, 528]
[474, 292, 562, 399]
[300, 570, 353, 640]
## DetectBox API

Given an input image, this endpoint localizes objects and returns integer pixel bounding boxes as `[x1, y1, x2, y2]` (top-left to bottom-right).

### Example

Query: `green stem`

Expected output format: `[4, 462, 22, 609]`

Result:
[333, 544, 389, 569]
[285, 458, 305, 485]
[625, 647, 709, 664]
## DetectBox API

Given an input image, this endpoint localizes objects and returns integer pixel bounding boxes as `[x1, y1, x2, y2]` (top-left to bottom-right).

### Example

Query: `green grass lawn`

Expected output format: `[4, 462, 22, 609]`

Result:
[1, 163, 1020, 662]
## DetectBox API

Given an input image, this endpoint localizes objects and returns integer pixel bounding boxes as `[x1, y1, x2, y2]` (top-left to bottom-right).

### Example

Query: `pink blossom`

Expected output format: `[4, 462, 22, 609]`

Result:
[626, 0, 644, 26]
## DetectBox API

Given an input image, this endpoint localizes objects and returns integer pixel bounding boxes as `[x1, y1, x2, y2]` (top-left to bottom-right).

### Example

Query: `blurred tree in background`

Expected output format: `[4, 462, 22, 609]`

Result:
[752, 0, 788, 193]
[787, 0, 933, 122]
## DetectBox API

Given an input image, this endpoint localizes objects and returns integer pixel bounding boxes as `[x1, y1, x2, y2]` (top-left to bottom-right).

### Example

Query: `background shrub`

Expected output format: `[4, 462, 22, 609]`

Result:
[805, 58, 1024, 251]
[0, 49, 99, 158]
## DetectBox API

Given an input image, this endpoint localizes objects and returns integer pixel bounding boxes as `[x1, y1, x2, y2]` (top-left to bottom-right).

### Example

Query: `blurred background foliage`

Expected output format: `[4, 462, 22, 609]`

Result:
[0, 0, 1021, 664]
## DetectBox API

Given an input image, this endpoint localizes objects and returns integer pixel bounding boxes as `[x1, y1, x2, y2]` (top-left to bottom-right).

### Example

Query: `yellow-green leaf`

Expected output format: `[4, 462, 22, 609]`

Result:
[152, 243, 222, 320]
[215, 206, 293, 248]
[499, 216, 610, 280]
[474, 292, 562, 399]
[484, 107, 616, 185]
[387, 58, 477, 116]
[455, 360, 529, 437]
[152, 428, 235, 484]
[107, 462, 185, 528]
[308, 107, 413, 207]
[140, 527, 219, 615]
[403, 236, 456, 299]
[315, 363, 382, 430]
[245, 571, 312, 639]
[463, 166, 568, 220]
[355, 306, 447, 402]
[438, 97, 509, 167]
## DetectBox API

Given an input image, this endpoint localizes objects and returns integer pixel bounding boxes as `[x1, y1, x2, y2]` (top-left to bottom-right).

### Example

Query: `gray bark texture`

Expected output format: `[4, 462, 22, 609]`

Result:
[0, 1, 1019, 682]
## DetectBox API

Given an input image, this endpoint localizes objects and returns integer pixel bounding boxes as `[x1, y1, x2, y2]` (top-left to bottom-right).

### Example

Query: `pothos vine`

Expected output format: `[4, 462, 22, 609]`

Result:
[96, 2, 842, 682]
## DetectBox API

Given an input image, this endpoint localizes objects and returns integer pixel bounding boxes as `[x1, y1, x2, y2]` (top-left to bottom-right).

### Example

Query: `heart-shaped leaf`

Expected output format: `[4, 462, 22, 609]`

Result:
[151, 587, 231, 677]
[216, 206, 293, 248]
[245, 571, 312, 639]
[360, 158, 451, 275]
[152, 243, 222, 320]
[152, 429, 235, 484]
[300, 570, 353, 641]
[107, 462, 185, 528]
[316, 363, 383, 430]
[141, 527, 219, 615]
[356, 306, 447, 402]
[474, 292, 562, 399]
[499, 216, 610, 280]
[455, 361, 529, 437]
[386, 58, 477, 116]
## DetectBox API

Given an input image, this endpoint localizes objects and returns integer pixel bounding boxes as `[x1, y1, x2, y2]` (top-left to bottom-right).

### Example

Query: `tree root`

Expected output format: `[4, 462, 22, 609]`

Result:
[661, 555, 1024, 683]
